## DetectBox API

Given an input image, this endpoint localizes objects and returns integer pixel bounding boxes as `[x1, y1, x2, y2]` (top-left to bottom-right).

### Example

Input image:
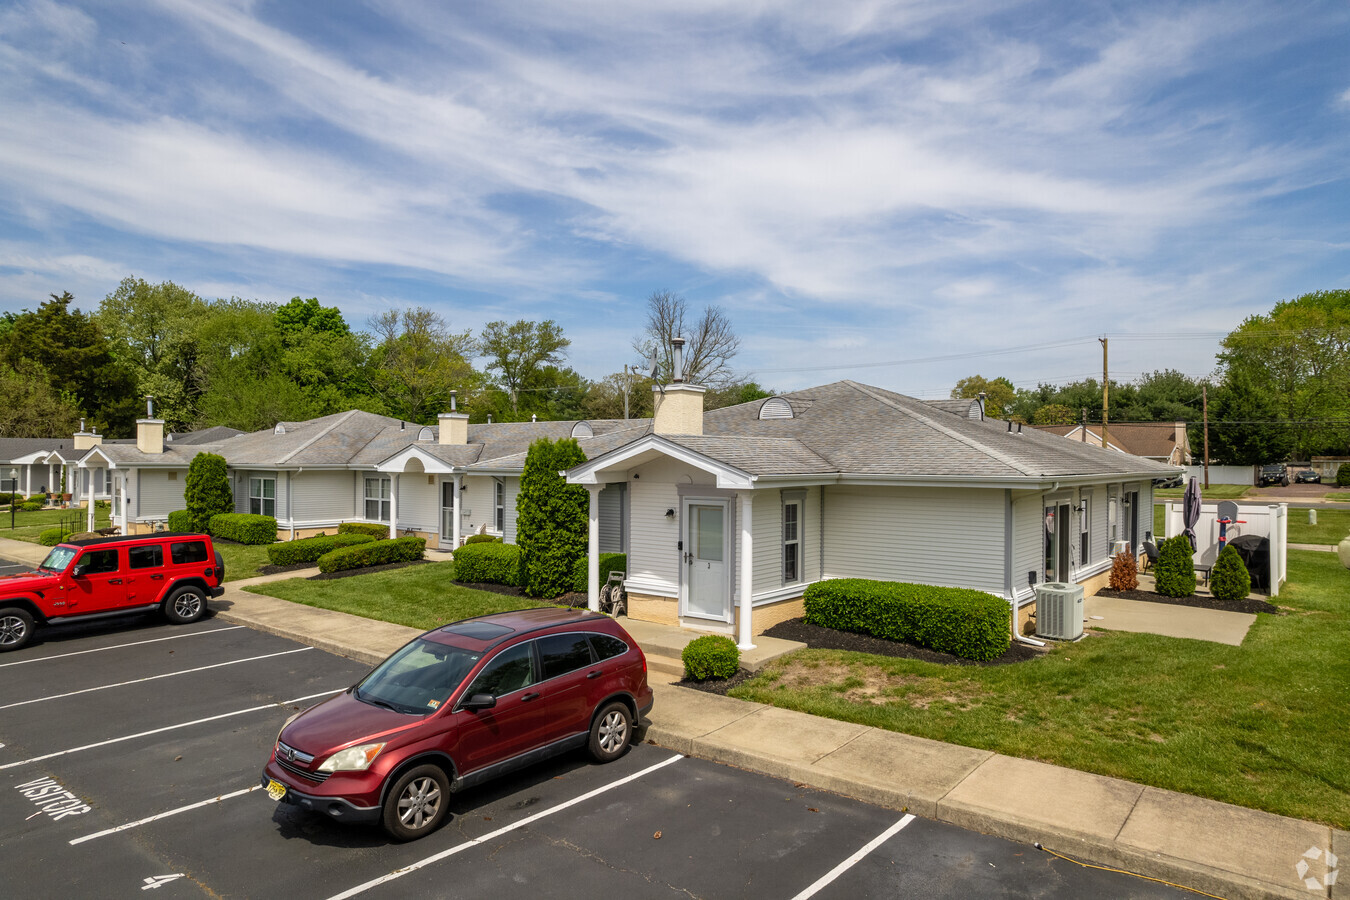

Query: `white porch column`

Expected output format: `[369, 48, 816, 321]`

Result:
[586, 485, 601, 612]
[86, 470, 96, 532]
[25, 464, 32, 497]
[389, 474, 399, 537]
[737, 490, 756, 650]
[120, 471, 131, 532]
[451, 474, 463, 549]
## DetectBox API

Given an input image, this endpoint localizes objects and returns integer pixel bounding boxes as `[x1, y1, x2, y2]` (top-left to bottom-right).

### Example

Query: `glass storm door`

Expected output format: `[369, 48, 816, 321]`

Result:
[685, 502, 729, 620]
[440, 481, 455, 542]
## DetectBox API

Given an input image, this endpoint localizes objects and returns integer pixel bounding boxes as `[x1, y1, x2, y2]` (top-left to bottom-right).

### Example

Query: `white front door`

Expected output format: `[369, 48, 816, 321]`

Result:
[684, 500, 729, 621]
[440, 480, 455, 547]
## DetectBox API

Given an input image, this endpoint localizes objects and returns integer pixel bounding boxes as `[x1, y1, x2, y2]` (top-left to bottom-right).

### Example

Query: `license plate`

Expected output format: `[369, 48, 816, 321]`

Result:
[266, 779, 287, 802]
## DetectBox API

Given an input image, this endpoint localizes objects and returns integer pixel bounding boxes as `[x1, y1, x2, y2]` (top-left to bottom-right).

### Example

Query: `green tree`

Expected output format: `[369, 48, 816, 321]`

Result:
[0, 361, 83, 438]
[184, 452, 233, 533]
[1209, 544, 1251, 602]
[366, 308, 479, 423]
[1154, 535, 1196, 598]
[706, 380, 775, 411]
[478, 320, 570, 415]
[1205, 369, 1292, 465]
[951, 375, 1015, 417]
[515, 438, 588, 598]
[582, 370, 654, 421]
[1031, 404, 1077, 426]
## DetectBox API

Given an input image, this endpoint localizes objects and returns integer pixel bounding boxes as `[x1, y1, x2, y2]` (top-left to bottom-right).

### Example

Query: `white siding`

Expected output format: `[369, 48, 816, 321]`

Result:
[395, 473, 439, 533]
[502, 477, 520, 543]
[751, 491, 779, 594]
[626, 478, 680, 596]
[1012, 493, 1041, 600]
[459, 476, 494, 537]
[137, 469, 187, 518]
[598, 483, 625, 553]
[821, 486, 1007, 595]
[290, 471, 356, 523]
[1089, 487, 1108, 562]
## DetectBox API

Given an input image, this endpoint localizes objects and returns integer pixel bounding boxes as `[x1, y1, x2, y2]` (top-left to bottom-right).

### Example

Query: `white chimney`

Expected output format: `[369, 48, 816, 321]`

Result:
[438, 390, 469, 445]
[652, 336, 705, 435]
[136, 395, 165, 454]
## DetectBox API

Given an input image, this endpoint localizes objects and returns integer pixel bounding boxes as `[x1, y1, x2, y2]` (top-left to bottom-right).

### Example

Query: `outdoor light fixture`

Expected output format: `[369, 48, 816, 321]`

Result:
[665, 508, 675, 518]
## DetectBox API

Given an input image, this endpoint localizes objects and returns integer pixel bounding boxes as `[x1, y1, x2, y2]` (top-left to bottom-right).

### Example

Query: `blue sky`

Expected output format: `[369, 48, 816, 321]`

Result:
[1, 0, 1347, 399]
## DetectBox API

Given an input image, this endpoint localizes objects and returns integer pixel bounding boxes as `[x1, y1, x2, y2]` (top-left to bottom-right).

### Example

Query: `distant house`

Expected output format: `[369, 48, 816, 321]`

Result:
[1032, 422, 1191, 465]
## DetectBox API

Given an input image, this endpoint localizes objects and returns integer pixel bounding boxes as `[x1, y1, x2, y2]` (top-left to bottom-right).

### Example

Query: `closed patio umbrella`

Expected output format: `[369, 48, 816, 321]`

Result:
[1182, 476, 1201, 552]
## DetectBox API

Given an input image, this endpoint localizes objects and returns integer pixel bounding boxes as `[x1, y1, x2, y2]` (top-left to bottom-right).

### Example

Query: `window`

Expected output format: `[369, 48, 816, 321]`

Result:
[588, 633, 629, 661]
[79, 548, 119, 575]
[494, 480, 505, 532]
[103, 469, 113, 494]
[536, 633, 594, 680]
[365, 477, 391, 522]
[129, 545, 163, 569]
[170, 541, 209, 565]
[250, 476, 276, 517]
[1080, 497, 1090, 565]
[465, 643, 535, 698]
[781, 490, 805, 584]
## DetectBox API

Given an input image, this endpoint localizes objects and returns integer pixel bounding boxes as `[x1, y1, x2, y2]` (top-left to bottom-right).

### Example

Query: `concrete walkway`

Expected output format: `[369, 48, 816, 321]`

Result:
[1084, 594, 1257, 646]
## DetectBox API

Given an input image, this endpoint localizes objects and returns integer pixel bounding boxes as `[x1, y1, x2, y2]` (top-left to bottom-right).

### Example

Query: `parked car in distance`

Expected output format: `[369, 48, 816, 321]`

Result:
[1294, 468, 1321, 484]
[261, 606, 654, 841]
[1258, 464, 1289, 487]
[0, 533, 224, 652]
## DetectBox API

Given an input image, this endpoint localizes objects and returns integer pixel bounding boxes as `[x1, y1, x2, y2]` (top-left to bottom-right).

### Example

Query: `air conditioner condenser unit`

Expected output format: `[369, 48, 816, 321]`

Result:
[1034, 582, 1084, 641]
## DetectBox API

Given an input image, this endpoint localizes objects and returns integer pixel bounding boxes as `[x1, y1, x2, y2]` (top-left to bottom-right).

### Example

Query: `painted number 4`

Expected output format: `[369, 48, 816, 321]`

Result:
[141, 874, 185, 890]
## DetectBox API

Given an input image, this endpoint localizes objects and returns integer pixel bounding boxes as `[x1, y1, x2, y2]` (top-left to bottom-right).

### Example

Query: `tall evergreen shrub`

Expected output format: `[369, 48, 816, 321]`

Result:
[1337, 464, 1350, 487]
[1209, 544, 1251, 602]
[516, 437, 588, 598]
[184, 452, 233, 533]
[1154, 535, 1196, 598]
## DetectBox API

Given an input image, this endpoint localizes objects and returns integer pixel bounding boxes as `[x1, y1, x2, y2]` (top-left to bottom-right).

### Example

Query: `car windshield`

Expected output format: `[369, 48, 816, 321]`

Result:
[39, 546, 77, 573]
[355, 638, 482, 715]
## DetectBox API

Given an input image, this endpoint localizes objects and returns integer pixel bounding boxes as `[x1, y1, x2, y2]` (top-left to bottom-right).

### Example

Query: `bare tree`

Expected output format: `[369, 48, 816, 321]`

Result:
[632, 290, 740, 387]
[366, 308, 478, 423]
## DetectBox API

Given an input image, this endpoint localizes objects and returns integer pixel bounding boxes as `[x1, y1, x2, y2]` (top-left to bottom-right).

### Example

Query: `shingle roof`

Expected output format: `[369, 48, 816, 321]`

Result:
[1032, 422, 1187, 461]
[468, 424, 653, 472]
[660, 436, 835, 475]
[0, 437, 70, 462]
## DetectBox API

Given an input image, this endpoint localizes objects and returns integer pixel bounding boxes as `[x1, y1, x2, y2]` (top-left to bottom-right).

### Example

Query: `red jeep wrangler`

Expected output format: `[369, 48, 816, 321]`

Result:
[0, 532, 225, 652]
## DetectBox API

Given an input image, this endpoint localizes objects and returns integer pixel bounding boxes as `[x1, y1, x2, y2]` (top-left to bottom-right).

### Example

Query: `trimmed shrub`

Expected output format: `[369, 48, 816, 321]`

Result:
[20, 501, 42, 512]
[1337, 464, 1350, 487]
[39, 527, 71, 546]
[463, 533, 499, 545]
[1210, 544, 1251, 602]
[338, 522, 389, 539]
[185, 452, 233, 532]
[681, 635, 740, 681]
[1154, 535, 1197, 598]
[0, 493, 13, 505]
[28, 493, 48, 505]
[167, 510, 194, 532]
[804, 579, 1011, 662]
[452, 541, 523, 586]
[267, 533, 376, 566]
[317, 536, 425, 574]
[572, 553, 627, 594]
[1108, 551, 1138, 591]
[210, 513, 277, 545]
[516, 437, 588, 598]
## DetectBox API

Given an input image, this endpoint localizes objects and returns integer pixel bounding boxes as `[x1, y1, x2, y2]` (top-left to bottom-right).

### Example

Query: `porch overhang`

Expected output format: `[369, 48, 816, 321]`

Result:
[565, 434, 755, 490]
[375, 445, 458, 475]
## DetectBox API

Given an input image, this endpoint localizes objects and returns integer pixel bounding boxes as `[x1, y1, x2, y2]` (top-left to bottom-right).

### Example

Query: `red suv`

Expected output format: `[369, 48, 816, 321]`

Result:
[261, 607, 654, 841]
[0, 533, 225, 652]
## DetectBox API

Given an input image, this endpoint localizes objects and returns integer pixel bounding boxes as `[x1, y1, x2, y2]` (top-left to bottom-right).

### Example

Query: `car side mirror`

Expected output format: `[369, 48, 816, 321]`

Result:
[459, 693, 496, 711]
[72, 564, 87, 578]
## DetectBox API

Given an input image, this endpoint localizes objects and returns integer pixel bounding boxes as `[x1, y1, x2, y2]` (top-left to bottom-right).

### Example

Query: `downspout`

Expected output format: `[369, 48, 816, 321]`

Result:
[1009, 488, 1046, 648]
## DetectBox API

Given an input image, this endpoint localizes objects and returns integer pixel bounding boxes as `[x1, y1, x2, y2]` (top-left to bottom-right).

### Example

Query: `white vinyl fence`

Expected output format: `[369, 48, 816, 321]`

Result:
[1163, 501, 1287, 596]
[1182, 465, 1256, 486]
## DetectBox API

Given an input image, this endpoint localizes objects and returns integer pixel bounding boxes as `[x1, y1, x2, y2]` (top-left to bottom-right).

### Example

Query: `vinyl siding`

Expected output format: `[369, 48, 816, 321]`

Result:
[395, 473, 439, 533]
[822, 486, 1006, 595]
[627, 478, 680, 595]
[751, 491, 779, 594]
[598, 483, 625, 553]
[502, 477, 520, 544]
[290, 471, 355, 523]
[460, 476, 495, 537]
[1012, 493, 1041, 600]
[137, 469, 188, 518]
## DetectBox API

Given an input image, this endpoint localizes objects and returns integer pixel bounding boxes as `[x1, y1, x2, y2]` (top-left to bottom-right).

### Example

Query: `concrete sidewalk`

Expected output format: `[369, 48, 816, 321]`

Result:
[1084, 594, 1256, 646]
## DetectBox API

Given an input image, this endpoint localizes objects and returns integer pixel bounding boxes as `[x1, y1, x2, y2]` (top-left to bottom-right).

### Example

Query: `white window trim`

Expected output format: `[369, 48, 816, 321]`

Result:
[1080, 494, 1090, 566]
[781, 489, 805, 586]
[493, 479, 505, 533]
[364, 475, 391, 523]
[250, 475, 277, 518]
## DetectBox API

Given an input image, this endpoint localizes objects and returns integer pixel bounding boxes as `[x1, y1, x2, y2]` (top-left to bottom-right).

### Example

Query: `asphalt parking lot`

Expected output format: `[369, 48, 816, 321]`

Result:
[0, 615, 1189, 898]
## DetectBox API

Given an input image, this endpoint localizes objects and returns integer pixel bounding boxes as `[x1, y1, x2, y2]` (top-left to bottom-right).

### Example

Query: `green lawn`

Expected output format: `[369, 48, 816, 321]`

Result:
[243, 561, 546, 629]
[216, 543, 274, 583]
[727, 549, 1350, 828]
[0, 505, 111, 543]
[1327, 491, 1350, 501]
[1154, 484, 1250, 500]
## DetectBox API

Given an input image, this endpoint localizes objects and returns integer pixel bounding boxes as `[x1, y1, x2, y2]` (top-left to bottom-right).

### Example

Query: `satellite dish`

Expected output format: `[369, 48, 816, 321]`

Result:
[647, 351, 659, 381]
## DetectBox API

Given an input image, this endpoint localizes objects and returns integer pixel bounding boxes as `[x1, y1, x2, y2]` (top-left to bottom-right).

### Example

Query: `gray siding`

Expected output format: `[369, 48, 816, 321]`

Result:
[822, 485, 1006, 594]
[751, 491, 779, 594]
[137, 469, 187, 518]
[502, 477, 520, 544]
[1012, 492, 1042, 600]
[291, 471, 355, 523]
[599, 483, 625, 553]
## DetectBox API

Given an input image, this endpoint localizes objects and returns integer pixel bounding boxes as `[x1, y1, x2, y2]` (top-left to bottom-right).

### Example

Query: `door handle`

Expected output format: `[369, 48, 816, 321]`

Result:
[586, 670, 603, 679]
[521, 692, 541, 702]
[109, 579, 123, 585]
[150, 574, 164, 580]
[683, 552, 693, 564]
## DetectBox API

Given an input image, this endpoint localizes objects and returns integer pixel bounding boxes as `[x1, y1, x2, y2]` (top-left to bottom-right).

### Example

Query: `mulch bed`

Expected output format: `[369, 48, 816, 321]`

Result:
[1095, 588, 1280, 615]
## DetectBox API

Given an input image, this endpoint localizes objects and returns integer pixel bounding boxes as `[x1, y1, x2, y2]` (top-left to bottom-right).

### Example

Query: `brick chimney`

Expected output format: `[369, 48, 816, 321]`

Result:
[438, 390, 469, 445]
[137, 396, 165, 454]
[652, 337, 706, 436]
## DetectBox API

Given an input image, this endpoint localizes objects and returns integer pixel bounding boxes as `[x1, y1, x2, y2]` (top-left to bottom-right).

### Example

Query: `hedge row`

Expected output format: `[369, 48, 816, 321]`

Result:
[452, 541, 523, 586]
[208, 513, 277, 545]
[803, 578, 1011, 662]
[167, 510, 194, 532]
[317, 536, 425, 574]
[463, 533, 499, 545]
[572, 553, 627, 593]
[338, 522, 389, 539]
[39, 527, 72, 546]
[267, 533, 376, 566]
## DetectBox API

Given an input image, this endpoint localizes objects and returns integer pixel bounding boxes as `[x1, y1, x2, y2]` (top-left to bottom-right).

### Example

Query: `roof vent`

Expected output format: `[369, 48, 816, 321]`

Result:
[274, 423, 286, 435]
[571, 421, 594, 438]
[418, 426, 434, 441]
[758, 397, 794, 420]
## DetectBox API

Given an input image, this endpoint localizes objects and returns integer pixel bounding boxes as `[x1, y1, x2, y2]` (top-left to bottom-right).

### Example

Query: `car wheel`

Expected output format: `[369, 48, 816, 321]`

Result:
[164, 586, 207, 624]
[588, 701, 632, 763]
[381, 765, 450, 841]
[0, 607, 34, 653]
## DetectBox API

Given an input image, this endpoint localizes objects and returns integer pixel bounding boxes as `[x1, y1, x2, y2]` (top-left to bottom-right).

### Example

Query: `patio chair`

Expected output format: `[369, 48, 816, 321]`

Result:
[1142, 540, 1159, 572]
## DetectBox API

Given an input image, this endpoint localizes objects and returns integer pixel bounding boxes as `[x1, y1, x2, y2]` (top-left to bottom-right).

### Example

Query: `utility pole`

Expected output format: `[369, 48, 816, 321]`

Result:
[1202, 386, 1210, 489]
[1099, 337, 1109, 449]
[622, 364, 630, 421]
[1080, 408, 1087, 442]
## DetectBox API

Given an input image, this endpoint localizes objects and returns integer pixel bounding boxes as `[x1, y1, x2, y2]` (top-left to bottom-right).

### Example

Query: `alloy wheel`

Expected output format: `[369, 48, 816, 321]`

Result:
[597, 709, 627, 753]
[397, 776, 442, 830]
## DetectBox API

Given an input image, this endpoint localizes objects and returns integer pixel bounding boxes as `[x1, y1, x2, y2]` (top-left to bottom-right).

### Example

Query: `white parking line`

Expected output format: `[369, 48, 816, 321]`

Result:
[0, 689, 343, 771]
[70, 785, 262, 845]
[789, 814, 916, 900]
[0, 648, 314, 710]
[326, 753, 685, 900]
[0, 626, 247, 668]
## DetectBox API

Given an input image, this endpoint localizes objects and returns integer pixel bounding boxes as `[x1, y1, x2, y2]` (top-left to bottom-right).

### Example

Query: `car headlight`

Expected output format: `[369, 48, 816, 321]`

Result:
[318, 742, 386, 773]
